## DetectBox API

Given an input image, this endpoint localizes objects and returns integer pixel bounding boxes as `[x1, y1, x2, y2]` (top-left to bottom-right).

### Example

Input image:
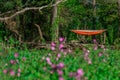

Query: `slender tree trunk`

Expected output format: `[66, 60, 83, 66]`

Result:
[50, 0, 59, 42]
[118, 0, 120, 37]
[92, 0, 96, 40]
[92, 0, 96, 29]
[16, 15, 21, 42]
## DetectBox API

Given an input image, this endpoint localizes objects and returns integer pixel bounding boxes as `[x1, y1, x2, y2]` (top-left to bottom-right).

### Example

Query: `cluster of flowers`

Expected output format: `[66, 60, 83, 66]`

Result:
[69, 69, 84, 80]
[83, 48, 92, 64]
[45, 37, 66, 80]
[46, 57, 65, 80]
[51, 37, 65, 51]
[45, 37, 84, 80]
[3, 53, 26, 77]
[93, 39, 107, 57]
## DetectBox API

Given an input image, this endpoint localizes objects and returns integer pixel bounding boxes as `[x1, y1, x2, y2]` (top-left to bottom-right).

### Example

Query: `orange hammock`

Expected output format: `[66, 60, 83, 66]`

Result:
[71, 30, 106, 36]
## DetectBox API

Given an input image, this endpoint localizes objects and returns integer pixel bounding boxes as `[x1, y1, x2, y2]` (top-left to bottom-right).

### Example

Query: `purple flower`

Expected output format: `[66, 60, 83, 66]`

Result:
[57, 69, 63, 76]
[51, 46, 55, 51]
[57, 62, 64, 69]
[18, 68, 21, 73]
[3, 69, 7, 74]
[59, 37, 64, 42]
[68, 49, 72, 53]
[10, 60, 15, 64]
[10, 70, 15, 76]
[98, 52, 102, 57]
[17, 72, 20, 77]
[93, 39, 97, 43]
[84, 52, 89, 57]
[46, 57, 52, 65]
[77, 69, 84, 76]
[59, 44, 64, 49]
[88, 59, 92, 64]
[59, 76, 64, 80]
[46, 57, 50, 62]
[57, 53, 61, 58]
[94, 45, 98, 50]
[51, 64, 57, 69]
[51, 42, 56, 47]
[82, 48, 87, 52]
[14, 53, 19, 58]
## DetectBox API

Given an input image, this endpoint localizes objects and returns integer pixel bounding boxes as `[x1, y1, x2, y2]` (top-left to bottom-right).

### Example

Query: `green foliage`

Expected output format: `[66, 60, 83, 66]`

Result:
[4, 1, 15, 10]
[0, 44, 120, 79]
[0, 0, 120, 44]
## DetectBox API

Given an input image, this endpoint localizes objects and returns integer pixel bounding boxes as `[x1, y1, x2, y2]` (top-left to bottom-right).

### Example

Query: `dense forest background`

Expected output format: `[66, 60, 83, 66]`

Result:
[0, 0, 120, 45]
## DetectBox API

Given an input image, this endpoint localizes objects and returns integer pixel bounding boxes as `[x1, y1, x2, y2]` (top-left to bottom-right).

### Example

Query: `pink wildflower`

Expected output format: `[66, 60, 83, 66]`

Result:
[18, 68, 21, 73]
[98, 52, 102, 57]
[46, 57, 52, 65]
[77, 69, 84, 76]
[94, 45, 98, 50]
[93, 39, 97, 43]
[3, 69, 7, 74]
[88, 59, 92, 64]
[59, 44, 64, 49]
[68, 49, 72, 53]
[51, 64, 57, 69]
[10, 70, 15, 76]
[14, 53, 19, 58]
[51, 46, 55, 51]
[57, 62, 64, 69]
[59, 76, 64, 80]
[10, 60, 15, 64]
[17, 72, 20, 77]
[57, 53, 61, 58]
[57, 69, 63, 76]
[51, 42, 56, 47]
[59, 37, 64, 42]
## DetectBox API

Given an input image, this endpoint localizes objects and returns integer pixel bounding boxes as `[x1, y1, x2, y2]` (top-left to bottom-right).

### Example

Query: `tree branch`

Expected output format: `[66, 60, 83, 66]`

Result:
[34, 24, 44, 41]
[0, 0, 66, 21]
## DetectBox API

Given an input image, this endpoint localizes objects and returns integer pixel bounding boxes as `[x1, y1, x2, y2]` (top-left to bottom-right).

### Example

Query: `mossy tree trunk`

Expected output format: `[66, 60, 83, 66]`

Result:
[50, 0, 59, 43]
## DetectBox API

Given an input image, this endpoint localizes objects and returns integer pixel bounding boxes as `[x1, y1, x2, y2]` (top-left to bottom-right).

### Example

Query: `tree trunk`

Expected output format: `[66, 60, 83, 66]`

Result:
[92, 0, 96, 40]
[118, 0, 120, 37]
[16, 15, 21, 42]
[92, 0, 96, 29]
[50, 0, 59, 42]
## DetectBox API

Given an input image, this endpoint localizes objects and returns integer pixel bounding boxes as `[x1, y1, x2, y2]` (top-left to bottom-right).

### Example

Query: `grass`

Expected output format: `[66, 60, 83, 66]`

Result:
[0, 39, 120, 80]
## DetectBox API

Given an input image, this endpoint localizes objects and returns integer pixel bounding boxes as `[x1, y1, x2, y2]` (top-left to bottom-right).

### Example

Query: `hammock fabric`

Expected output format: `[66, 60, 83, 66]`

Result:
[71, 30, 106, 36]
